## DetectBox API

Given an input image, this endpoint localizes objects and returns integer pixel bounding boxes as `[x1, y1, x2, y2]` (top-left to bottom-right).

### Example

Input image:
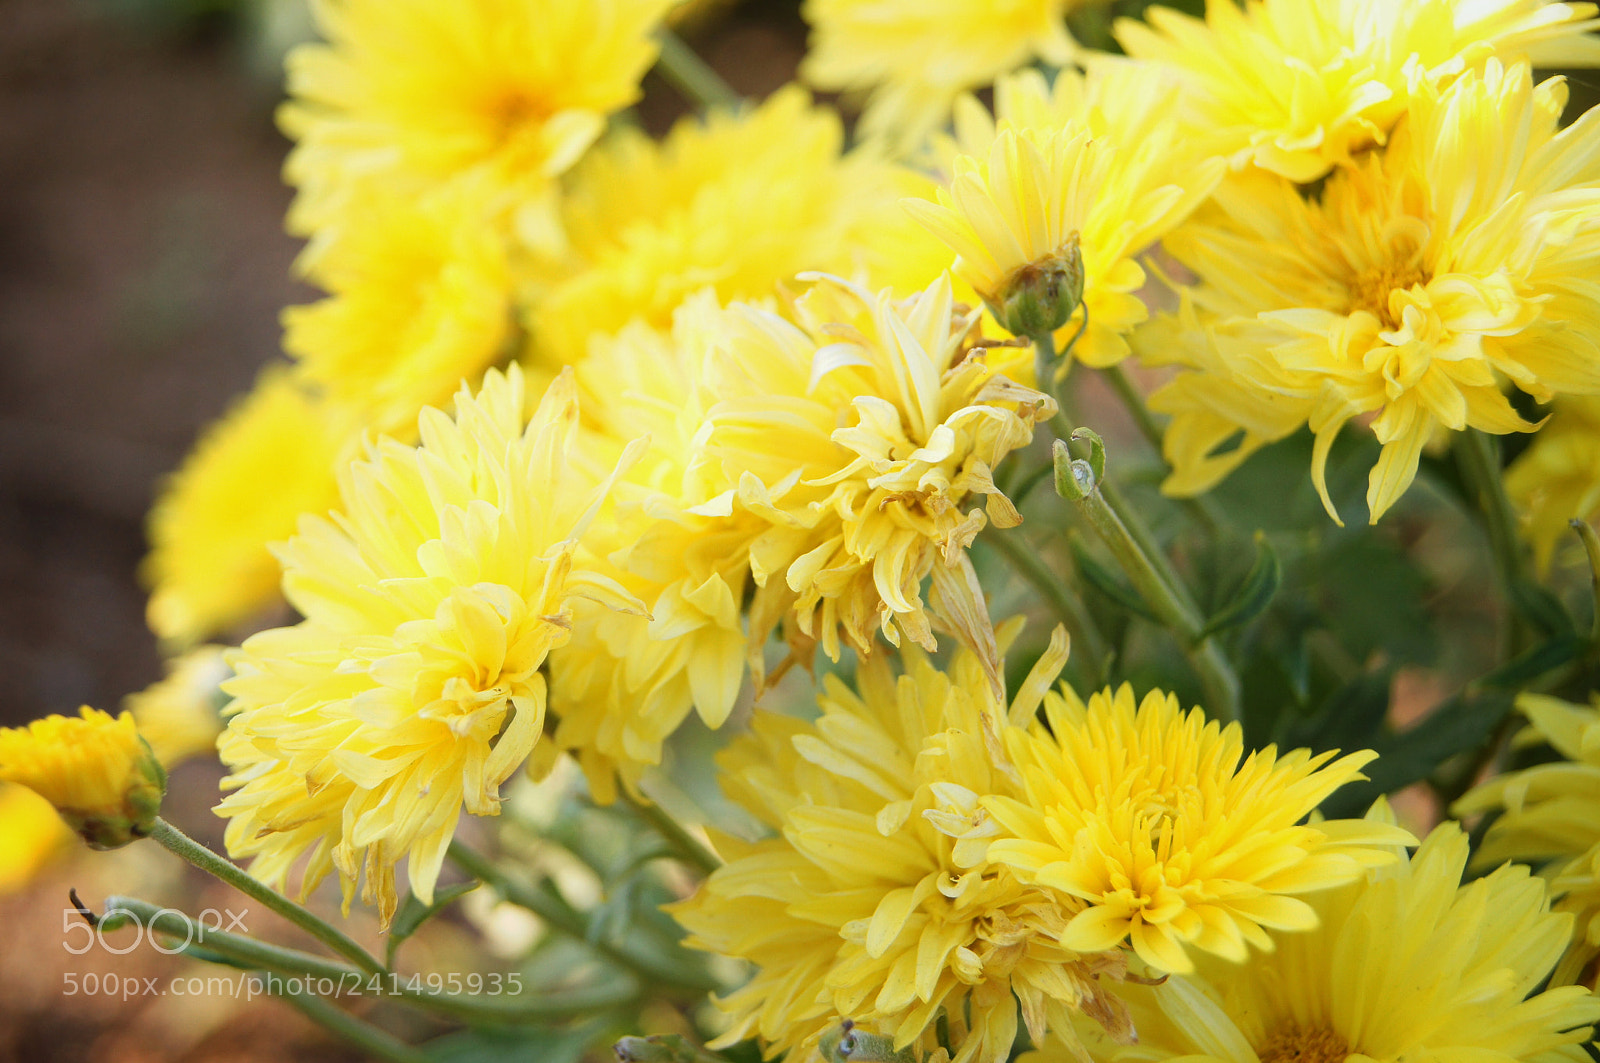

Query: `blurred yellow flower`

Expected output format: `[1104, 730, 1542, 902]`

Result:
[1117, 0, 1600, 182]
[1077, 810, 1600, 1063]
[956, 683, 1410, 975]
[906, 64, 1224, 364]
[529, 87, 923, 367]
[695, 273, 1051, 679]
[1455, 692, 1600, 985]
[281, 0, 673, 238]
[0, 708, 165, 851]
[284, 181, 513, 438]
[143, 367, 353, 647]
[675, 626, 1133, 1063]
[1152, 61, 1600, 522]
[801, 0, 1084, 152]
[216, 367, 645, 925]
[1506, 396, 1600, 573]
[0, 784, 73, 894]
[124, 645, 230, 769]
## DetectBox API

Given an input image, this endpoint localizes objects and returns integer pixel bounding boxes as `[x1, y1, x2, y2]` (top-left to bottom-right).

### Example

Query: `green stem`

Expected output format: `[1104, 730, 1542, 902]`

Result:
[447, 842, 718, 993]
[1455, 430, 1532, 655]
[1034, 334, 1239, 717]
[1100, 364, 1166, 455]
[150, 818, 385, 976]
[653, 30, 740, 111]
[281, 992, 430, 1063]
[620, 792, 722, 877]
[105, 896, 636, 1026]
[980, 530, 1109, 688]
[1072, 486, 1241, 720]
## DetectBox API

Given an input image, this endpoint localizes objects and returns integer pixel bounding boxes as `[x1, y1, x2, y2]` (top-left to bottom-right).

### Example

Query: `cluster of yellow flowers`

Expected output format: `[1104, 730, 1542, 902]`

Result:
[12, 0, 1600, 1061]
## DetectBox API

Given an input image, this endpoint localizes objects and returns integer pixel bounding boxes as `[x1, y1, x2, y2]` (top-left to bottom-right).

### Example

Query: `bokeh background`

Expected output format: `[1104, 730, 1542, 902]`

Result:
[0, 2, 805, 1058]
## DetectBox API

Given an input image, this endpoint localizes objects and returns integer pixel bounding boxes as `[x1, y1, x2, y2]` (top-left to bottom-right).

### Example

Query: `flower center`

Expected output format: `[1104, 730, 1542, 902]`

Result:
[1257, 1023, 1351, 1063]
[1347, 261, 1430, 329]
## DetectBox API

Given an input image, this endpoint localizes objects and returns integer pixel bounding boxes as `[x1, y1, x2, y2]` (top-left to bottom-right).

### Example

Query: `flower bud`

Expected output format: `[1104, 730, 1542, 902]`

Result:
[0, 707, 166, 850]
[988, 232, 1084, 340]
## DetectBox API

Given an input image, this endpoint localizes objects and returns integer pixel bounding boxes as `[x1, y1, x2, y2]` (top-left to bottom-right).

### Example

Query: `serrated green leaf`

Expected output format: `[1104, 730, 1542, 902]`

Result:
[1197, 533, 1281, 641]
[1069, 534, 1160, 623]
[387, 881, 480, 966]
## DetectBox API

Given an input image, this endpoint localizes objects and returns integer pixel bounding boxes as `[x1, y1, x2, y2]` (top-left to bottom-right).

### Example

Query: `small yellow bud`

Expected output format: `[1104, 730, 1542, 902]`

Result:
[988, 232, 1084, 340]
[0, 707, 166, 850]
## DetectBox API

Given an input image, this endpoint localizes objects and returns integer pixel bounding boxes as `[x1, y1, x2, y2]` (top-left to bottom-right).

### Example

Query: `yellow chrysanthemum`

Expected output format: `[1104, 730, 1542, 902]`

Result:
[1151, 60, 1600, 522]
[904, 64, 1225, 366]
[280, 0, 672, 238]
[284, 181, 512, 437]
[693, 272, 1051, 676]
[801, 0, 1084, 152]
[550, 300, 765, 802]
[216, 366, 645, 924]
[1116, 0, 1600, 183]
[0, 784, 73, 894]
[125, 646, 230, 769]
[528, 86, 933, 367]
[675, 625, 1135, 1063]
[143, 368, 353, 647]
[1071, 809, 1600, 1063]
[1506, 397, 1600, 573]
[1455, 692, 1600, 985]
[946, 684, 1411, 976]
[0, 708, 165, 851]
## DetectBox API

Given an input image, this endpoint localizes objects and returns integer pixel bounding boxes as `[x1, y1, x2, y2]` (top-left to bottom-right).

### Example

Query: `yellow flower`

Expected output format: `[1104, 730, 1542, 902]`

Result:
[216, 366, 646, 924]
[801, 0, 1084, 152]
[143, 368, 353, 646]
[694, 273, 1051, 677]
[956, 684, 1411, 975]
[1506, 396, 1600, 573]
[549, 301, 765, 803]
[284, 181, 512, 438]
[528, 86, 928, 367]
[280, 0, 672, 238]
[0, 708, 165, 851]
[1116, 0, 1600, 182]
[1075, 809, 1600, 1063]
[904, 64, 1224, 366]
[0, 784, 73, 893]
[674, 625, 1135, 1063]
[1455, 693, 1600, 985]
[124, 646, 230, 769]
[1151, 60, 1600, 522]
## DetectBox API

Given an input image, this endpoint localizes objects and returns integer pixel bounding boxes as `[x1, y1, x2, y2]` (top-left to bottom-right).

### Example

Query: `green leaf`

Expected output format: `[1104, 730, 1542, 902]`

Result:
[1281, 667, 1393, 756]
[1320, 687, 1515, 820]
[387, 881, 480, 967]
[1069, 534, 1160, 623]
[1510, 578, 1576, 639]
[1309, 533, 1436, 665]
[1474, 633, 1586, 691]
[1196, 533, 1281, 641]
[425, 1024, 595, 1063]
